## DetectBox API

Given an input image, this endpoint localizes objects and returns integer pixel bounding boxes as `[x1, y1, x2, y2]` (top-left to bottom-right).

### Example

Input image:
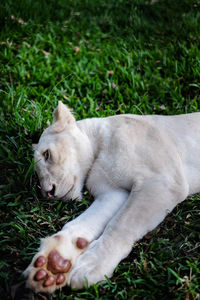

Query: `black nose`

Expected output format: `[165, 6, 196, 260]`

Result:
[46, 184, 55, 198]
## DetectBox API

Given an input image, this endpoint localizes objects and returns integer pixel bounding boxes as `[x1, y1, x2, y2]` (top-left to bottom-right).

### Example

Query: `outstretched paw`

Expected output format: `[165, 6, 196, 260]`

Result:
[34, 249, 71, 287]
[24, 233, 88, 293]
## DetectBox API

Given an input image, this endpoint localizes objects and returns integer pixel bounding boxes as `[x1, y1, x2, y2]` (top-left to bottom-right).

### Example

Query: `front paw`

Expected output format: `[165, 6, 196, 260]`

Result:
[69, 240, 116, 289]
[24, 232, 89, 293]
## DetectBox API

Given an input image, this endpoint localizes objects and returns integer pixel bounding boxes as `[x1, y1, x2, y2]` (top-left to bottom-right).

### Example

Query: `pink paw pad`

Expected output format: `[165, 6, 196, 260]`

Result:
[34, 269, 46, 281]
[33, 250, 71, 287]
[76, 237, 88, 249]
[34, 256, 46, 267]
[47, 250, 71, 274]
[56, 273, 65, 285]
[32, 237, 88, 289]
[43, 275, 55, 287]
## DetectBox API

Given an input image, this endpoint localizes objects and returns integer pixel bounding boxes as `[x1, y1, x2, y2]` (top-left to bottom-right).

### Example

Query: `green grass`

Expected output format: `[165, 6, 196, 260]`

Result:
[0, 0, 200, 299]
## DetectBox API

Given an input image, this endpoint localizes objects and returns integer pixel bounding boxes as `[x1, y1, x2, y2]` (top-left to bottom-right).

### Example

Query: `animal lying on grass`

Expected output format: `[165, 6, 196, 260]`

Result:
[24, 101, 199, 293]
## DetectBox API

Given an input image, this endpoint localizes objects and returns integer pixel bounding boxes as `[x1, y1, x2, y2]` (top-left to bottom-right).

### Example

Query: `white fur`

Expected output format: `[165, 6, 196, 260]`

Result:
[24, 101, 200, 292]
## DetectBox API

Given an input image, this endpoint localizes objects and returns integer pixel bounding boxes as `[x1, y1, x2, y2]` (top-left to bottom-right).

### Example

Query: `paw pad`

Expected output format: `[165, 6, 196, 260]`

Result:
[27, 235, 89, 291]
[33, 250, 71, 287]
[43, 275, 55, 287]
[34, 269, 46, 281]
[76, 237, 88, 249]
[34, 256, 46, 267]
[47, 250, 71, 274]
[56, 273, 65, 284]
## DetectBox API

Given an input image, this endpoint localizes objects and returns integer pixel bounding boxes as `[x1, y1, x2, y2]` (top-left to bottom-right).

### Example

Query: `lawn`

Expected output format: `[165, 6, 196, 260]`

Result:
[0, 0, 200, 299]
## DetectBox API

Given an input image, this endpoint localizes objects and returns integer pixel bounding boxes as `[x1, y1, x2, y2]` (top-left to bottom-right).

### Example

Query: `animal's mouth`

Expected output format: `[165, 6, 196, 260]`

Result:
[44, 177, 76, 200]
[46, 184, 56, 198]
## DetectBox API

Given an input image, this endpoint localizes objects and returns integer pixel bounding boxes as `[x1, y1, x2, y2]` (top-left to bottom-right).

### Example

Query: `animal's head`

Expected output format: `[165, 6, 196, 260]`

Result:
[33, 101, 92, 201]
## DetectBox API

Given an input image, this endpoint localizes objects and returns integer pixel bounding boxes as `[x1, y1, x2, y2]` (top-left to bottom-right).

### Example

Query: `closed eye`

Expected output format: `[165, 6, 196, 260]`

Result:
[43, 150, 50, 161]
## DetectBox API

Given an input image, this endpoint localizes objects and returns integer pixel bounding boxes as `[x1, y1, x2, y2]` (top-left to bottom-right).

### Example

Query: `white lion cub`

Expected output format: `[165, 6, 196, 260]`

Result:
[24, 101, 200, 293]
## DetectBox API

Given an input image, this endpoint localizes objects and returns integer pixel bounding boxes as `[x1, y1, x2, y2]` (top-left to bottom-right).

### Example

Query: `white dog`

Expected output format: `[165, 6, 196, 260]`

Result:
[24, 101, 199, 293]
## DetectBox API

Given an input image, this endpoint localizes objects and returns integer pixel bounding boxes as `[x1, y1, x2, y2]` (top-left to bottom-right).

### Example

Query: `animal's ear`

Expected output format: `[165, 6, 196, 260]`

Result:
[52, 101, 75, 132]
[32, 143, 38, 151]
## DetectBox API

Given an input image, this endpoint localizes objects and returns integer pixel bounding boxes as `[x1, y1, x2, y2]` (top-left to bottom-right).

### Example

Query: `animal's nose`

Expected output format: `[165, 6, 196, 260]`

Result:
[46, 184, 56, 198]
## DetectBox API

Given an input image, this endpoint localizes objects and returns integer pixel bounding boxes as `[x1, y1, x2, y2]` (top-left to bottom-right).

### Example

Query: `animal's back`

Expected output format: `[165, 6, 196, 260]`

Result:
[107, 112, 200, 195]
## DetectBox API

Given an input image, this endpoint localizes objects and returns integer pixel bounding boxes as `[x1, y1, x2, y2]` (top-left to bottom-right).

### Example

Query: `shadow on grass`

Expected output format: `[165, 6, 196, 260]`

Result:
[0, 0, 198, 45]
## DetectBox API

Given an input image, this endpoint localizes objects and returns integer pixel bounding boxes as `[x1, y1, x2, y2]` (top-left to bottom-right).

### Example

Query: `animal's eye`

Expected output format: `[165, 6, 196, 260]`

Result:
[43, 150, 50, 161]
